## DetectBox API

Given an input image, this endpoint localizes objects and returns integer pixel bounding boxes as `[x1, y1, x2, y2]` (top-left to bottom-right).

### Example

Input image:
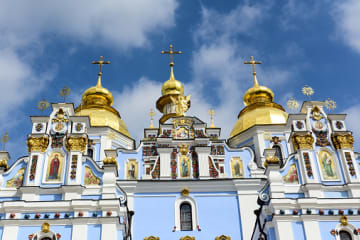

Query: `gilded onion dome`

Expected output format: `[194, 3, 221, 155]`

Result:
[230, 57, 288, 138]
[75, 58, 130, 137]
[161, 66, 184, 96]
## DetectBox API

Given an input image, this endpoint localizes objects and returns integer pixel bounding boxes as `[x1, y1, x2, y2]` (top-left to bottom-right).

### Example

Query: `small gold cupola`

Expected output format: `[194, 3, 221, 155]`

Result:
[156, 44, 191, 123]
[230, 56, 288, 138]
[75, 56, 131, 137]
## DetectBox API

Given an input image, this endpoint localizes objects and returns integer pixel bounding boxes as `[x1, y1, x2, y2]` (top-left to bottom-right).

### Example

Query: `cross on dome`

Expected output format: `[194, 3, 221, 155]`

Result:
[161, 44, 182, 67]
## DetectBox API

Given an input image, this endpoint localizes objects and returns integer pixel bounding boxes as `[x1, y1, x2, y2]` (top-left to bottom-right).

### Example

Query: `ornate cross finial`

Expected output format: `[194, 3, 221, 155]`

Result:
[208, 108, 215, 128]
[244, 56, 262, 76]
[60, 86, 71, 102]
[92, 56, 110, 76]
[149, 109, 155, 128]
[287, 97, 299, 113]
[37, 99, 50, 116]
[161, 44, 182, 67]
[325, 98, 336, 112]
[302, 85, 314, 100]
[1, 132, 9, 151]
[244, 56, 262, 86]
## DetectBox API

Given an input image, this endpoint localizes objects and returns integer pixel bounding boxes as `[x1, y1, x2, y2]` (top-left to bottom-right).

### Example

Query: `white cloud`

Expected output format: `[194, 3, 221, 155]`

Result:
[113, 77, 162, 141]
[344, 105, 360, 151]
[0, 0, 178, 50]
[332, 0, 360, 54]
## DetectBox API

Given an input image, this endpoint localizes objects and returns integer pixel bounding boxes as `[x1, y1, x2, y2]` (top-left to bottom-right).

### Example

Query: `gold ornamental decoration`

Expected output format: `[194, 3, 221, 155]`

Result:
[287, 97, 299, 113]
[292, 133, 314, 151]
[311, 106, 323, 121]
[37, 99, 50, 116]
[52, 108, 69, 123]
[264, 155, 280, 168]
[65, 136, 87, 153]
[302, 85, 314, 100]
[332, 133, 354, 150]
[1, 132, 9, 151]
[0, 159, 9, 170]
[340, 215, 348, 226]
[216, 235, 231, 240]
[27, 136, 49, 152]
[180, 237, 195, 240]
[103, 157, 117, 166]
[179, 144, 189, 155]
[144, 236, 160, 240]
[181, 187, 190, 196]
[324, 98, 336, 112]
[170, 95, 191, 116]
[60, 86, 71, 102]
[208, 108, 215, 128]
[149, 109, 156, 129]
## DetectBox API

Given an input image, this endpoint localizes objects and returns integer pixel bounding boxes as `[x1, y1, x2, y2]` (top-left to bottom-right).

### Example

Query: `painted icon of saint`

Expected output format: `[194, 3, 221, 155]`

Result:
[49, 154, 60, 180]
[181, 159, 188, 177]
[128, 163, 135, 179]
[322, 153, 335, 177]
[234, 161, 241, 176]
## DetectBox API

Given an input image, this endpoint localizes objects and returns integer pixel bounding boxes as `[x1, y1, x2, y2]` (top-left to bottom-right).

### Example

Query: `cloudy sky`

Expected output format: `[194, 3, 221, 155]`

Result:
[1, 0, 360, 160]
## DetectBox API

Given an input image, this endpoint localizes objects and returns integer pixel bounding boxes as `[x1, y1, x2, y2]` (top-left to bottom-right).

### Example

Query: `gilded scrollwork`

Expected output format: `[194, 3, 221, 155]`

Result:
[144, 237, 160, 240]
[332, 133, 354, 150]
[180, 236, 195, 240]
[0, 159, 9, 170]
[292, 133, 314, 151]
[216, 235, 231, 240]
[65, 136, 87, 153]
[264, 155, 280, 167]
[27, 136, 49, 152]
[103, 157, 117, 166]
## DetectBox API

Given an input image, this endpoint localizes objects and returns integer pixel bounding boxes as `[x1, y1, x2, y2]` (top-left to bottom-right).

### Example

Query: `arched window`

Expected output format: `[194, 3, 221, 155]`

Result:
[272, 145, 284, 167]
[339, 231, 352, 240]
[180, 202, 193, 231]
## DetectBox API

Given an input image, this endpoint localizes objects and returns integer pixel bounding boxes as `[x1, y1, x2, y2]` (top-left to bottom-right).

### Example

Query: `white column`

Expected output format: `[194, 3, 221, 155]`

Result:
[302, 217, 322, 239]
[158, 148, 172, 180]
[338, 149, 360, 183]
[102, 165, 118, 199]
[274, 221, 294, 240]
[2, 225, 18, 240]
[195, 147, 211, 179]
[237, 193, 258, 240]
[101, 223, 117, 240]
[72, 223, 88, 240]
[265, 165, 284, 198]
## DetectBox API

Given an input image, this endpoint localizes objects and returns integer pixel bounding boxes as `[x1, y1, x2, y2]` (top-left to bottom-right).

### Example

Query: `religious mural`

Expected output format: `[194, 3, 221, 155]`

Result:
[180, 155, 190, 177]
[318, 150, 339, 181]
[283, 164, 299, 184]
[126, 160, 138, 180]
[231, 157, 243, 178]
[46, 153, 64, 182]
[6, 168, 25, 188]
[84, 166, 100, 185]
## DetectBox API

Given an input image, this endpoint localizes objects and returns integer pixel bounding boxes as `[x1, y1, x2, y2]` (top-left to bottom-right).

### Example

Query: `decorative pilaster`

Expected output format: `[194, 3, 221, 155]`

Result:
[264, 148, 284, 198]
[157, 147, 172, 180]
[65, 135, 87, 185]
[25, 136, 48, 186]
[102, 149, 118, 199]
[195, 146, 211, 179]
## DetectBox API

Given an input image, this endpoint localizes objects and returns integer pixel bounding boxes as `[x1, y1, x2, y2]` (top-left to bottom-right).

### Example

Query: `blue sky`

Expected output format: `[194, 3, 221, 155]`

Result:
[1, 0, 360, 160]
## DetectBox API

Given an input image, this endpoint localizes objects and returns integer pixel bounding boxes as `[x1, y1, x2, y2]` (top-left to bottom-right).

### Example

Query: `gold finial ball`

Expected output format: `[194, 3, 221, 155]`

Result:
[302, 85, 314, 97]
[325, 98, 336, 111]
[287, 97, 299, 110]
[60, 86, 71, 97]
[37, 99, 50, 111]
[41, 222, 50, 233]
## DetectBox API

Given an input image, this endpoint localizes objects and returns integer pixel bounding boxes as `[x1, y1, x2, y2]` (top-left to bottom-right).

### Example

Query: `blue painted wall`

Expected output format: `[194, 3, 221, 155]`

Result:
[292, 222, 306, 240]
[88, 224, 101, 239]
[133, 192, 242, 239]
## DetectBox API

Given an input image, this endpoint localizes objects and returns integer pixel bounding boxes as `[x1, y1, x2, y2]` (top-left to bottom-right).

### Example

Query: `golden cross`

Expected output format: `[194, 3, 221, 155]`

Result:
[1, 132, 9, 151]
[161, 44, 182, 66]
[244, 56, 262, 75]
[149, 109, 155, 128]
[208, 108, 215, 128]
[92, 56, 110, 75]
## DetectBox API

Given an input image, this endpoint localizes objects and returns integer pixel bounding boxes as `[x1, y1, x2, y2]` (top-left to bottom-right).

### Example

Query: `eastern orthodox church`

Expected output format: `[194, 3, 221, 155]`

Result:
[0, 46, 359, 240]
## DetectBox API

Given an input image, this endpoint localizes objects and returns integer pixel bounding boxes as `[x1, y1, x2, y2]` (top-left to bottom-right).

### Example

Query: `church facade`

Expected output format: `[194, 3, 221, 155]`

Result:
[0, 50, 359, 240]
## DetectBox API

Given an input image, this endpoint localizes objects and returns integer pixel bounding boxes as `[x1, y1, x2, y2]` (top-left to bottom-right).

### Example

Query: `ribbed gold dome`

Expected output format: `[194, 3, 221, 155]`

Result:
[230, 76, 287, 138]
[75, 75, 131, 138]
[161, 67, 184, 96]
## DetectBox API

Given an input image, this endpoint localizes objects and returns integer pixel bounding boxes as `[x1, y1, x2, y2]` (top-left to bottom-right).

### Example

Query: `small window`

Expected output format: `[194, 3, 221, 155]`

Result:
[87, 148, 94, 159]
[272, 145, 284, 167]
[339, 230, 352, 240]
[180, 202, 192, 231]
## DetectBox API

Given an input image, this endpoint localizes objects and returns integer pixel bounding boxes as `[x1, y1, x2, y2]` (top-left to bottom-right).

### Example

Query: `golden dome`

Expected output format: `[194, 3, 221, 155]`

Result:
[161, 67, 184, 96]
[75, 75, 131, 138]
[230, 75, 287, 138]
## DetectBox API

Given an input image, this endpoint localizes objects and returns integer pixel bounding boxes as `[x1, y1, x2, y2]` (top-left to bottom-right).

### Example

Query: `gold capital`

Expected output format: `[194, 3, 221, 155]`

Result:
[65, 136, 88, 153]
